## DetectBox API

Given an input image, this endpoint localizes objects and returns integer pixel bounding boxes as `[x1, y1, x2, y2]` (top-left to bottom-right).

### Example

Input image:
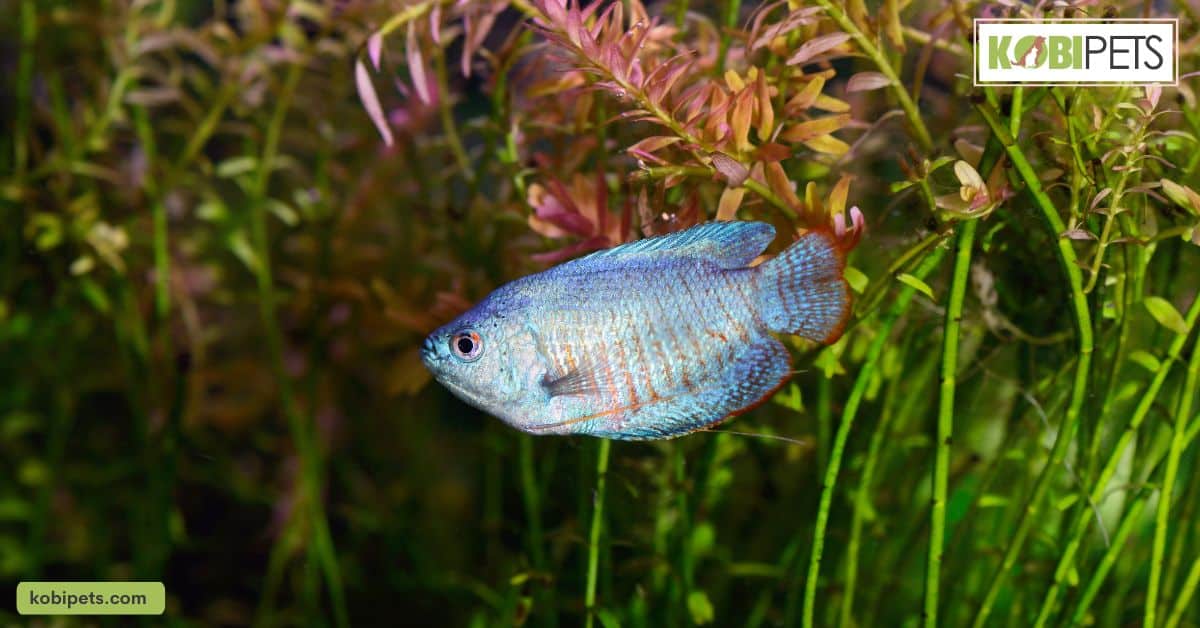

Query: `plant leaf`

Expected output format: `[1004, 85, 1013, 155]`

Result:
[803, 134, 850, 156]
[1145, 296, 1189, 335]
[1061, 229, 1097, 241]
[1128, 350, 1161, 373]
[407, 21, 432, 105]
[787, 32, 851, 66]
[846, 71, 892, 92]
[627, 135, 681, 157]
[897, 273, 935, 301]
[756, 71, 775, 141]
[367, 32, 384, 69]
[355, 59, 393, 146]
[780, 114, 851, 143]
[1161, 179, 1200, 215]
[711, 153, 749, 187]
[717, 186, 746, 221]
[687, 591, 715, 625]
[844, 265, 868, 293]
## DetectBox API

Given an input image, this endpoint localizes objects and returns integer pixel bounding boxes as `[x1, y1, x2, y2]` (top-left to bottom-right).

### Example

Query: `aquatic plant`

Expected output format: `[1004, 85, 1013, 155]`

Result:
[2, 0, 1199, 626]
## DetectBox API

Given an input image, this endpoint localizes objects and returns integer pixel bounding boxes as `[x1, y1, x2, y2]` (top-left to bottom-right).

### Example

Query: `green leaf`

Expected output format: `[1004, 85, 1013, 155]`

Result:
[1161, 178, 1200, 215]
[216, 156, 258, 178]
[266, 198, 300, 226]
[690, 523, 715, 557]
[771, 383, 804, 412]
[228, 229, 261, 274]
[687, 591, 715, 625]
[1128, 350, 1161, 373]
[1055, 494, 1079, 511]
[597, 609, 622, 628]
[844, 265, 869, 294]
[814, 346, 846, 378]
[1145, 296, 1189, 335]
[897, 273, 935, 301]
[978, 494, 1010, 508]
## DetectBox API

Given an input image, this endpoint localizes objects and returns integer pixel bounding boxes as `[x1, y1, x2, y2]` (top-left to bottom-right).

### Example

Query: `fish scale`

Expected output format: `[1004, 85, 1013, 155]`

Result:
[421, 221, 851, 440]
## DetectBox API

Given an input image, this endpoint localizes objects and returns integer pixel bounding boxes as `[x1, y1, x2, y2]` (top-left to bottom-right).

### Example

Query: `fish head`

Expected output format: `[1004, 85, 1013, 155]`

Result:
[420, 291, 545, 425]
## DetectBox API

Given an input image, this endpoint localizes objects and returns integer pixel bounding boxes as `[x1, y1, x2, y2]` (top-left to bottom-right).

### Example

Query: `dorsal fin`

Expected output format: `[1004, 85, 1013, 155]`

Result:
[572, 221, 776, 270]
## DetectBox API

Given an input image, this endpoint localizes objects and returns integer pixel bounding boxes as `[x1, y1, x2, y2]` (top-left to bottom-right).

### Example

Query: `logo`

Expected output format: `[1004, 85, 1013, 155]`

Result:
[975, 19, 1177, 85]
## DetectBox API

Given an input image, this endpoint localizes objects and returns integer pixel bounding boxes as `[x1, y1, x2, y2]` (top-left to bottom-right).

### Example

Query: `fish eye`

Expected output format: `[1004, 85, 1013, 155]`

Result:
[450, 330, 483, 362]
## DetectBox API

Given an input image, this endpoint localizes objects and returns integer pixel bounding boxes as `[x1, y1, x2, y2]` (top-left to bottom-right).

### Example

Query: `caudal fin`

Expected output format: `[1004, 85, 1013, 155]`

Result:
[754, 229, 850, 344]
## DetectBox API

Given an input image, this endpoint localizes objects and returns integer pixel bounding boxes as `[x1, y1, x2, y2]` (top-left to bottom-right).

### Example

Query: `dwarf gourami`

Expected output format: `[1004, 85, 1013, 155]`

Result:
[420, 221, 851, 440]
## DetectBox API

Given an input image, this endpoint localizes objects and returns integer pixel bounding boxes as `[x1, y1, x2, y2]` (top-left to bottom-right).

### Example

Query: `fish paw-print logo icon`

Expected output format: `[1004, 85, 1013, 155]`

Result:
[1011, 35, 1048, 67]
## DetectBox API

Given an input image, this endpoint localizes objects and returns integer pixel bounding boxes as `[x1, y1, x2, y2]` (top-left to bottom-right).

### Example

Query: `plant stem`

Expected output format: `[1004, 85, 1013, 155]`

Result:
[585, 439, 611, 628]
[1032, 291, 1200, 627]
[971, 101, 1094, 628]
[810, 0, 933, 151]
[716, 0, 741, 72]
[1165, 486, 1200, 628]
[925, 218, 976, 628]
[520, 435, 548, 571]
[1147, 314, 1200, 628]
[433, 45, 475, 186]
[14, 0, 36, 175]
[1073, 413, 1200, 626]
[841, 333, 936, 625]
[798, 245, 948, 628]
[248, 56, 348, 628]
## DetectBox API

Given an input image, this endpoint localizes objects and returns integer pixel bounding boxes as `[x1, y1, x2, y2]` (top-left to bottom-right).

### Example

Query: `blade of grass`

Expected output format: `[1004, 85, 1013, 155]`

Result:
[247, 56, 349, 628]
[841, 332, 936, 625]
[971, 100, 1095, 628]
[1032, 291, 1200, 627]
[1073, 414, 1200, 627]
[925, 218, 976, 628]
[585, 439, 611, 628]
[797, 243, 948, 628]
[1147, 311, 1200, 627]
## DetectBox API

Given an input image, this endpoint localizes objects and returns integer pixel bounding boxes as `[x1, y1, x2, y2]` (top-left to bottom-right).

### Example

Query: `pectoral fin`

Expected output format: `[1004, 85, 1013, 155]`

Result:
[541, 365, 609, 398]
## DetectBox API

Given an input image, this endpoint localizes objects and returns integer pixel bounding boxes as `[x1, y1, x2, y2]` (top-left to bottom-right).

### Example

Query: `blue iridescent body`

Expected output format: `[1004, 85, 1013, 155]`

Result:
[420, 221, 850, 440]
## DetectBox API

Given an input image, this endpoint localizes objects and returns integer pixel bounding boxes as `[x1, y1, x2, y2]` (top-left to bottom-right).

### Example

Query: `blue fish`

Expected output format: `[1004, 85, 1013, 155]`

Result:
[420, 221, 850, 440]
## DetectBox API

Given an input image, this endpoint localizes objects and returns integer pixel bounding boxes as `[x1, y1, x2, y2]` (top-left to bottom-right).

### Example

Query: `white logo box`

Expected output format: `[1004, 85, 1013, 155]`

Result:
[974, 19, 1178, 85]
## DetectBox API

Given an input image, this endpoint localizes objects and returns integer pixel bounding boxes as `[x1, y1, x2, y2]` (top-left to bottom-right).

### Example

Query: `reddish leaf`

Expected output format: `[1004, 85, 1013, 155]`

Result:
[764, 161, 802, 209]
[717, 186, 747, 221]
[367, 33, 384, 69]
[730, 89, 755, 153]
[755, 142, 791, 162]
[756, 71, 775, 142]
[1061, 229, 1098, 241]
[407, 22, 432, 105]
[627, 136, 682, 157]
[779, 114, 851, 143]
[846, 72, 892, 92]
[712, 154, 749, 187]
[787, 32, 851, 66]
[354, 59, 393, 146]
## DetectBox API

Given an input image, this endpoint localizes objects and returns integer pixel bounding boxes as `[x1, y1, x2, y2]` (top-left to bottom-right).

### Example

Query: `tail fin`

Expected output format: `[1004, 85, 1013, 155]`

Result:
[754, 229, 851, 344]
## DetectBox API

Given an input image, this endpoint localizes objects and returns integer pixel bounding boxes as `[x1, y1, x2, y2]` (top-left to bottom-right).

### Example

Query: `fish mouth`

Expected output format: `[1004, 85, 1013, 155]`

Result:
[420, 335, 439, 366]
